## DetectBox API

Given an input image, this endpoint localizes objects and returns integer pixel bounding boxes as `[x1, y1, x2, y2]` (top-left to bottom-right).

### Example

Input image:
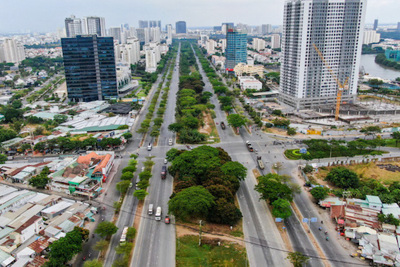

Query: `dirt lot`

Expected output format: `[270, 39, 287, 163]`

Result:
[199, 111, 213, 135]
[315, 161, 400, 185]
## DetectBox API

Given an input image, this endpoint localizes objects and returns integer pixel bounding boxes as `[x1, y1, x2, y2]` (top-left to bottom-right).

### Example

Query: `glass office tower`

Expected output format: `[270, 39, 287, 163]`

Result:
[225, 29, 247, 70]
[61, 35, 118, 102]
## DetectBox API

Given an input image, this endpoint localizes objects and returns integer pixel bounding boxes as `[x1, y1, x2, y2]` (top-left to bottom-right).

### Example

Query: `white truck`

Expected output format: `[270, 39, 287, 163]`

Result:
[155, 207, 162, 221]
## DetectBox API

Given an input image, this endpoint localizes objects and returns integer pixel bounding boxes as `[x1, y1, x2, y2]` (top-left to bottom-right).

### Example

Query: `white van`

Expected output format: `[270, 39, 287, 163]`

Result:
[155, 206, 162, 221]
[168, 139, 173, 146]
[148, 204, 154, 215]
[147, 143, 152, 151]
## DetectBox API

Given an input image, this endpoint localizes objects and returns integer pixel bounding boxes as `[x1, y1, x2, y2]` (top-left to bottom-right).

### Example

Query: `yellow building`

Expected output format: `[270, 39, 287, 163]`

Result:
[234, 63, 264, 78]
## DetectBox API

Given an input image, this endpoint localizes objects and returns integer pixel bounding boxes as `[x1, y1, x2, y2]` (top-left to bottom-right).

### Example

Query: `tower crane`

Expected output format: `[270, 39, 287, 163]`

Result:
[313, 44, 349, 121]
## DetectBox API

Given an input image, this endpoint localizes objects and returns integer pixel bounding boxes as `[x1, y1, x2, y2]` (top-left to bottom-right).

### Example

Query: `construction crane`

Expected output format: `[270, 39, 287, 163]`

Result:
[313, 44, 349, 121]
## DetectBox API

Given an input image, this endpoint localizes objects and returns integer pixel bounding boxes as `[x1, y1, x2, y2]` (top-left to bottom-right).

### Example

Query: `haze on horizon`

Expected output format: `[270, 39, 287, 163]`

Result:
[0, 0, 399, 33]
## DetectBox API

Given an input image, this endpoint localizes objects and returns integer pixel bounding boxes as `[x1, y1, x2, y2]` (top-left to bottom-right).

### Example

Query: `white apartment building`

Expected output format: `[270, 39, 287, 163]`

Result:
[82, 16, 106, 36]
[253, 38, 266, 51]
[166, 24, 173, 45]
[116, 38, 140, 66]
[219, 39, 227, 53]
[145, 42, 161, 73]
[65, 15, 82, 38]
[150, 27, 161, 43]
[280, 0, 366, 110]
[206, 40, 217, 54]
[363, 30, 380, 45]
[0, 38, 26, 63]
[271, 34, 281, 49]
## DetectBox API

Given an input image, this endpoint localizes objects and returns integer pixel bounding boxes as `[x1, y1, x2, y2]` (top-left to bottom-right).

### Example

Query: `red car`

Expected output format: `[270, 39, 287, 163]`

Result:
[165, 216, 170, 224]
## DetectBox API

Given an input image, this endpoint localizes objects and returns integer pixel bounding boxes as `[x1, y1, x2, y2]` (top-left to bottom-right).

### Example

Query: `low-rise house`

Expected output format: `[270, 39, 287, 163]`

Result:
[41, 201, 73, 219]
[238, 76, 263, 90]
[0, 249, 15, 267]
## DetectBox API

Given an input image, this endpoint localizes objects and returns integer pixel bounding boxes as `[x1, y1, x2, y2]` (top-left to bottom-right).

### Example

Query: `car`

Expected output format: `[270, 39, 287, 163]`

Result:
[168, 138, 173, 146]
[164, 158, 168, 164]
[135, 182, 140, 190]
[147, 143, 152, 151]
[164, 215, 170, 224]
[129, 183, 133, 188]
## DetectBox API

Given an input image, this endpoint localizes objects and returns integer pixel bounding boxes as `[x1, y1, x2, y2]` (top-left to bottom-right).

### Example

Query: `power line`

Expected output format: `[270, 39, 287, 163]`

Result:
[93, 198, 366, 266]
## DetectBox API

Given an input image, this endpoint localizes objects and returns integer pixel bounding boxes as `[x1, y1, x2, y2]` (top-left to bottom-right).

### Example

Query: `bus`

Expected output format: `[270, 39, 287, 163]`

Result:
[120, 227, 128, 244]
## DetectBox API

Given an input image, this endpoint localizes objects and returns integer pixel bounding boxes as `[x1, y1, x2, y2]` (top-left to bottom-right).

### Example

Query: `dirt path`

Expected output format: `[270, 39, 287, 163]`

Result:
[176, 225, 245, 246]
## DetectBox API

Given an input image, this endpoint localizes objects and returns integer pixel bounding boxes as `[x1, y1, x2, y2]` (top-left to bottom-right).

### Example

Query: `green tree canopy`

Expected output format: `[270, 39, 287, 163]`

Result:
[271, 198, 292, 219]
[221, 161, 247, 181]
[133, 189, 148, 200]
[45, 227, 85, 266]
[207, 198, 242, 225]
[286, 252, 310, 267]
[116, 180, 131, 194]
[391, 131, 400, 147]
[95, 222, 118, 239]
[310, 187, 329, 202]
[168, 186, 215, 220]
[120, 171, 134, 181]
[326, 167, 359, 189]
[29, 173, 51, 189]
[255, 174, 293, 203]
[227, 114, 246, 128]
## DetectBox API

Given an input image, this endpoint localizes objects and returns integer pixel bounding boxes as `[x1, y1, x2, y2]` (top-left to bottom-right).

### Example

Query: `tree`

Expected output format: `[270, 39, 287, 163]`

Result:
[221, 161, 247, 181]
[272, 109, 283, 116]
[303, 164, 313, 174]
[29, 173, 51, 189]
[166, 148, 180, 161]
[126, 227, 136, 241]
[133, 189, 148, 200]
[84, 260, 103, 267]
[168, 186, 215, 220]
[122, 132, 133, 140]
[116, 180, 131, 194]
[139, 170, 152, 181]
[255, 174, 293, 203]
[122, 166, 136, 173]
[286, 252, 310, 267]
[54, 114, 68, 124]
[287, 127, 297, 136]
[45, 227, 85, 266]
[227, 114, 246, 128]
[94, 240, 109, 252]
[310, 187, 329, 202]
[207, 198, 242, 225]
[120, 171, 133, 181]
[34, 126, 45, 135]
[95, 221, 118, 239]
[326, 167, 359, 189]
[391, 131, 400, 147]
[0, 154, 7, 164]
[115, 242, 133, 255]
[271, 198, 292, 219]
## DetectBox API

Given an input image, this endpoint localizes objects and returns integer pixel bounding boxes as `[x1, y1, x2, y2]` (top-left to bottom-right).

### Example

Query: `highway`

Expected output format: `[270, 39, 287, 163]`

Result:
[130, 44, 180, 267]
[192, 45, 291, 266]
[97, 53, 174, 267]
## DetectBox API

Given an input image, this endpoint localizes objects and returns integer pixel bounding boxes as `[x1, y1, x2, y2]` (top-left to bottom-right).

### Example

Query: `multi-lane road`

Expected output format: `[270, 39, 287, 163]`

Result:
[96, 42, 371, 267]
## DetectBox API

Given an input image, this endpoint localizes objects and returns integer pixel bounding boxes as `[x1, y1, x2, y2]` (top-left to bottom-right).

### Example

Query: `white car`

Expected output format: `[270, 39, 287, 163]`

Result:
[164, 158, 168, 164]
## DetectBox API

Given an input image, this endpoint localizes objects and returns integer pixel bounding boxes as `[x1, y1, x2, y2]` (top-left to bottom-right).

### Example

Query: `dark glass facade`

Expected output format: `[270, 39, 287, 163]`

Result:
[226, 30, 247, 70]
[175, 21, 187, 34]
[61, 35, 118, 102]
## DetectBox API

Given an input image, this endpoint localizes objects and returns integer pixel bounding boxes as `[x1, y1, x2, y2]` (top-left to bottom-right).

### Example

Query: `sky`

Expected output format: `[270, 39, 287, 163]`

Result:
[0, 0, 399, 33]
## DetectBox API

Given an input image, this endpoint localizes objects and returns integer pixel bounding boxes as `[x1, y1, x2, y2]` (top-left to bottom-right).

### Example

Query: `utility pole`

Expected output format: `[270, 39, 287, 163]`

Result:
[199, 220, 202, 246]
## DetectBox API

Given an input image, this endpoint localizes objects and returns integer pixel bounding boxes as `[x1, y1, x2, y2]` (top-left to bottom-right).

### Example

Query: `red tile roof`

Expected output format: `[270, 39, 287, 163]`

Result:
[28, 236, 50, 253]
[26, 256, 48, 267]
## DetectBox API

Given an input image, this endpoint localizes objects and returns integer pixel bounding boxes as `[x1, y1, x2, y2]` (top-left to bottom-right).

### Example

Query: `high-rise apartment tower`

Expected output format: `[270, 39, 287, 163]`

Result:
[279, 0, 366, 109]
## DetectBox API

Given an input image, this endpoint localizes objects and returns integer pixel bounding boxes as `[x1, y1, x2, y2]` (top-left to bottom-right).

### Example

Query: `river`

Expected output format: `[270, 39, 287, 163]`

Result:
[360, 54, 400, 80]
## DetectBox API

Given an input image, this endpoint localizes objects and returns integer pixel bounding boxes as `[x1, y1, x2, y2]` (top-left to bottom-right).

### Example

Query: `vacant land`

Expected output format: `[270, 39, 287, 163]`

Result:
[315, 161, 400, 185]
[176, 235, 247, 267]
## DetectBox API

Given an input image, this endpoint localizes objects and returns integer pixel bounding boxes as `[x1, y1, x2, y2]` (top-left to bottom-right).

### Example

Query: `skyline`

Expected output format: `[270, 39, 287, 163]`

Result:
[1, 0, 400, 33]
